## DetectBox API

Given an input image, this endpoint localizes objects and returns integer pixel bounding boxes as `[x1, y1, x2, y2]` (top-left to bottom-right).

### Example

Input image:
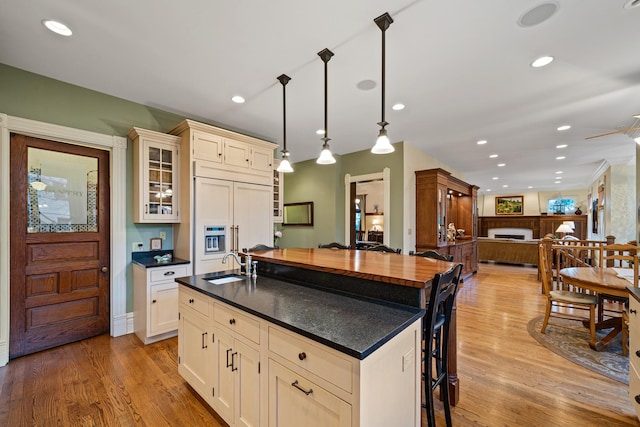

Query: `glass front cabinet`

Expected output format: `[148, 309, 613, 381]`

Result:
[129, 128, 182, 223]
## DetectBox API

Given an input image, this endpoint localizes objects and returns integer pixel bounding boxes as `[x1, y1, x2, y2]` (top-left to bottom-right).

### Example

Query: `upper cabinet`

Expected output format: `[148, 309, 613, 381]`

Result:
[129, 128, 182, 223]
[171, 119, 276, 185]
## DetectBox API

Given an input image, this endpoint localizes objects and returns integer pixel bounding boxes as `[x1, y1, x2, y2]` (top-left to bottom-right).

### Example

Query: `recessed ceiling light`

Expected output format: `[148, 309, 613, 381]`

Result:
[502, 184, 509, 188]
[486, 189, 492, 192]
[489, 154, 498, 158]
[556, 144, 568, 149]
[477, 140, 487, 145]
[528, 186, 533, 189]
[231, 95, 245, 104]
[492, 177, 499, 180]
[555, 181, 561, 184]
[316, 129, 325, 135]
[497, 163, 506, 167]
[42, 19, 72, 36]
[392, 103, 405, 111]
[556, 170, 563, 174]
[518, 3, 559, 27]
[557, 125, 571, 131]
[356, 80, 376, 91]
[556, 156, 566, 160]
[555, 176, 562, 179]
[531, 56, 554, 68]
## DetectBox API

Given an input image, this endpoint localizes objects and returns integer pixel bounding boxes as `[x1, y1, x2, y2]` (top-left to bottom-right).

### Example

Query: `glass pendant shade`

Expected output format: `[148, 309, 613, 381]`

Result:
[371, 128, 394, 154]
[276, 155, 294, 173]
[317, 143, 336, 164]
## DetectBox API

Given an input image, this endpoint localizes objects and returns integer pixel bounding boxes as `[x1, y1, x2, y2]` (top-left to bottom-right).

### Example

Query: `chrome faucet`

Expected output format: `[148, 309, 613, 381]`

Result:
[222, 252, 253, 276]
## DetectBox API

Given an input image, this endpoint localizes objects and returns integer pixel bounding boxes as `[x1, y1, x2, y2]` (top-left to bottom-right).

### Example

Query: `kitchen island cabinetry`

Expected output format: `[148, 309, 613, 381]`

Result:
[176, 253, 426, 427]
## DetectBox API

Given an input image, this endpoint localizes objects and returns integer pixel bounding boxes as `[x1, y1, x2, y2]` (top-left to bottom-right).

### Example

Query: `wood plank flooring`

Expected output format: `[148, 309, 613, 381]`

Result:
[0, 262, 638, 426]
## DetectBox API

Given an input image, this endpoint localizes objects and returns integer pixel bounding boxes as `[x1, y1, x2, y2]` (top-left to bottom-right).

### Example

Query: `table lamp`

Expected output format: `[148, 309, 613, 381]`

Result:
[555, 223, 574, 238]
[563, 221, 576, 230]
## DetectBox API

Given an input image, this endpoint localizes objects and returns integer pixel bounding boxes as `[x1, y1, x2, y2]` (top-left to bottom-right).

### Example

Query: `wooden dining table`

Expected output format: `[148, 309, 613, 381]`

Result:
[559, 266, 631, 351]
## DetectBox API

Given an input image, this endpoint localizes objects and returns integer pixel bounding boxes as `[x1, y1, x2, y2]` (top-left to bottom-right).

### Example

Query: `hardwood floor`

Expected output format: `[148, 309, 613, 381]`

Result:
[0, 262, 637, 426]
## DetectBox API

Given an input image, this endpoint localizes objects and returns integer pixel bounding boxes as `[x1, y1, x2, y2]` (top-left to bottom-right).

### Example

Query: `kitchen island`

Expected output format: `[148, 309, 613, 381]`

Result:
[175, 248, 456, 427]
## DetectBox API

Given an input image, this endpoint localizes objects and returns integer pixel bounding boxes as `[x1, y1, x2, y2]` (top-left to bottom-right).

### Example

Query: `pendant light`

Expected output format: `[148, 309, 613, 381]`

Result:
[316, 48, 336, 165]
[371, 12, 395, 154]
[276, 74, 294, 173]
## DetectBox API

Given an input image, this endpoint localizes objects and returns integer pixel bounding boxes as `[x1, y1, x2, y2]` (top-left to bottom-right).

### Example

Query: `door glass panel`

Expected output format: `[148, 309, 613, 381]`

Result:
[27, 147, 99, 233]
[147, 146, 173, 215]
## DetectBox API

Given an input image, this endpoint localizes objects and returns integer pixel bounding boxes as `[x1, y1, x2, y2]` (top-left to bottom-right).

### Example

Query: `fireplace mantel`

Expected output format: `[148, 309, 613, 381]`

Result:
[478, 215, 587, 240]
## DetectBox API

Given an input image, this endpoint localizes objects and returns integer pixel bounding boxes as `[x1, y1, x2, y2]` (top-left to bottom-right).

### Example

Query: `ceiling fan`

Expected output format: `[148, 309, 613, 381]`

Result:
[585, 114, 640, 140]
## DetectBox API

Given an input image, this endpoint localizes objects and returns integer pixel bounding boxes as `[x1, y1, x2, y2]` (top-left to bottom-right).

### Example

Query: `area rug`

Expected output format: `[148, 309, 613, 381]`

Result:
[527, 315, 629, 384]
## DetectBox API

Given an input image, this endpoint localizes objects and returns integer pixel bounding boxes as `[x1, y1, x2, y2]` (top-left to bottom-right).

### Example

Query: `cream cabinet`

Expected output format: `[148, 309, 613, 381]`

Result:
[178, 285, 422, 427]
[133, 263, 189, 344]
[178, 286, 213, 405]
[629, 296, 640, 418]
[129, 128, 182, 223]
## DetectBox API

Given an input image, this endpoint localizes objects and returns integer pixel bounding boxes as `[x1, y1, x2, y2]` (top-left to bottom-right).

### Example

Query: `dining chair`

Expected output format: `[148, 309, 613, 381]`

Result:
[318, 242, 351, 249]
[409, 249, 453, 262]
[243, 244, 276, 252]
[364, 244, 400, 254]
[539, 244, 598, 345]
[599, 242, 639, 355]
[423, 263, 463, 427]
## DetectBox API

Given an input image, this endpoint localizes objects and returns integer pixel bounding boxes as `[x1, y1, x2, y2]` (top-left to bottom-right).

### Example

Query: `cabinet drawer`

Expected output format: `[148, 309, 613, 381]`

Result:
[150, 265, 188, 283]
[268, 326, 353, 394]
[214, 302, 260, 345]
[179, 286, 210, 317]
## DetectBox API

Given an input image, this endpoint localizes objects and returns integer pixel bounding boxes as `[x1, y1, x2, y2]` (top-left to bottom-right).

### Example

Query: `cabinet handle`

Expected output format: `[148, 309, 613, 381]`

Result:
[231, 352, 238, 371]
[291, 380, 313, 396]
[164, 271, 175, 276]
[636, 350, 640, 358]
[636, 395, 640, 404]
[226, 348, 233, 368]
[189, 298, 194, 304]
[145, 204, 148, 214]
[298, 352, 306, 361]
[152, 299, 157, 303]
[202, 332, 208, 349]
[229, 318, 236, 325]
[631, 308, 637, 315]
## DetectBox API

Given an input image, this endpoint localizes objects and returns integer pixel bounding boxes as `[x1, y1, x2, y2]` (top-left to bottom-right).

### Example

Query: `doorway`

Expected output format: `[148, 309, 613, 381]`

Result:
[9, 134, 111, 358]
[344, 168, 390, 248]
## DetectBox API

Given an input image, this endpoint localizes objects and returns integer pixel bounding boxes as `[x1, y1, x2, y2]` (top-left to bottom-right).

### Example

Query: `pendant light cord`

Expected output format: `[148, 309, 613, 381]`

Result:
[380, 27, 386, 127]
[318, 49, 334, 142]
[277, 74, 291, 153]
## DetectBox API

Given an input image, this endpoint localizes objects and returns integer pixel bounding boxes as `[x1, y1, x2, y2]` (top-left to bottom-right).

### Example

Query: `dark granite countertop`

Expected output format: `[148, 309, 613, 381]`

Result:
[175, 271, 424, 360]
[629, 286, 640, 303]
[132, 250, 190, 268]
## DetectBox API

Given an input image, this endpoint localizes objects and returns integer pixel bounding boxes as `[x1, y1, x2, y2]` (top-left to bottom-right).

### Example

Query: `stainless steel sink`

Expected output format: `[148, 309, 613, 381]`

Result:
[207, 274, 245, 285]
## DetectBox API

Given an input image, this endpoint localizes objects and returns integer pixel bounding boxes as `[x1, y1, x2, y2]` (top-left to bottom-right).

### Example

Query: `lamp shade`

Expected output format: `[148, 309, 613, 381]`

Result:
[562, 221, 576, 230]
[371, 129, 394, 154]
[276, 158, 293, 173]
[555, 224, 574, 234]
[317, 144, 336, 164]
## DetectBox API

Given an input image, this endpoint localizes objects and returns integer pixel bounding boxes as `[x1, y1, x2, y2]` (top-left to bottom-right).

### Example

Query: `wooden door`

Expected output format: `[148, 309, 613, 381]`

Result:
[9, 134, 110, 358]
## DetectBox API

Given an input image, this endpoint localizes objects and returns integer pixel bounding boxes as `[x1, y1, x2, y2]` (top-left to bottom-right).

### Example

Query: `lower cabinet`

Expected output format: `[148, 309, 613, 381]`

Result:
[178, 285, 422, 427]
[268, 359, 351, 427]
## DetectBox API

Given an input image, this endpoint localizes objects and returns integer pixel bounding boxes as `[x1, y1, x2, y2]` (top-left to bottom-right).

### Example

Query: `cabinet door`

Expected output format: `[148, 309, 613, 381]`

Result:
[235, 339, 261, 427]
[149, 282, 178, 336]
[178, 308, 211, 402]
[224, 139, 251, 169]
[142, 140, 179, 222]
[234, 182, 272, 251]
[193, 130, 223, 164]
[212, 327, 235, 423]
[250, 146, 273, 173]
[268, 360, 351, 427]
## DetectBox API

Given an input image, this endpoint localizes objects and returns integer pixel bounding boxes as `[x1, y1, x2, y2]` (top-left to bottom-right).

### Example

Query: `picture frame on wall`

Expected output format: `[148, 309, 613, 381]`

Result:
[495, 196, 524, 215]
[150, 237, 162, 251]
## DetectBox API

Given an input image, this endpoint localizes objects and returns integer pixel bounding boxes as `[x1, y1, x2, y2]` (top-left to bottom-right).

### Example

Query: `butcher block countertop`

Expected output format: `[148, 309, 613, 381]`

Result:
[248, 247, 454, 289]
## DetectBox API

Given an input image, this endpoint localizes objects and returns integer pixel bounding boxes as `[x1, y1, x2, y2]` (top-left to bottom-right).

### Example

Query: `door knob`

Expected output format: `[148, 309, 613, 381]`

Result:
[101, 266, 108, 273]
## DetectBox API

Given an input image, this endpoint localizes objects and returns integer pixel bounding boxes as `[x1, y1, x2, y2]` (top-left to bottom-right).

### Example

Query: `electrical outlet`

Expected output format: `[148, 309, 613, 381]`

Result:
[132, 241, 144, 251]
[159, 231, 167, 240]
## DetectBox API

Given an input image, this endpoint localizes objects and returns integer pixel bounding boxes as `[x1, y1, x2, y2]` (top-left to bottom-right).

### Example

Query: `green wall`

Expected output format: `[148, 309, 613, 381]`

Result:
[280, 143, 405, 250]
[0, 63, 186, 312]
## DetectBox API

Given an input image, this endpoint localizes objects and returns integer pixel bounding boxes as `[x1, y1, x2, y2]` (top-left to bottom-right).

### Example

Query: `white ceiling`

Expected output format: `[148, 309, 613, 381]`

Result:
[2, 0, 640, 194]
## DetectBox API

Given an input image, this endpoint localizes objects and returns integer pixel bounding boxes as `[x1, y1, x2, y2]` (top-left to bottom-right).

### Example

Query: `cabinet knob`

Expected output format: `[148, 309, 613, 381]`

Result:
[635, 395, 640, 404]
[636, 350, 640, 358]
[152, 299, 157, 304]
[298, 352, 307, 361]
[189, 298, 194, 304]
[229, 318, 236, 325]
[631, 308, 637, 315]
